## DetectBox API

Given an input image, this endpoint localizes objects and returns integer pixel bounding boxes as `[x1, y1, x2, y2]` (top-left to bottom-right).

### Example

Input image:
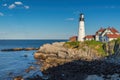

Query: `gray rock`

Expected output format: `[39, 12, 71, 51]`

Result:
[57, 51, 67, 58]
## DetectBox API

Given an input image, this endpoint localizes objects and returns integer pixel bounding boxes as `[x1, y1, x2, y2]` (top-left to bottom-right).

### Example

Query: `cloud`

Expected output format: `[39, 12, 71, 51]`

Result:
[24, 6, 30, 9]
[8, 2, 30, 10]
[0, 12, 4, 16]
[2, 3, 7, 7]
[14, 1, 23, 5]
[8, 4, 16, 9]
[65, 18, 74, 21]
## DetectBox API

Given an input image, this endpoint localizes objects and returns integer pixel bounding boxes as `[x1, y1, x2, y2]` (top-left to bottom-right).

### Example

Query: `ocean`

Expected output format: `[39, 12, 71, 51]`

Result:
[0, 40, 67, 80]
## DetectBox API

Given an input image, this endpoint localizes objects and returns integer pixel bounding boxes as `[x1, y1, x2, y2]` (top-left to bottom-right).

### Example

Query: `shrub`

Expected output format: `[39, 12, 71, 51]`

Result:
[64, 41, 80, 48]
[84, 40, 106, 56]
[64, 40, 107, 56]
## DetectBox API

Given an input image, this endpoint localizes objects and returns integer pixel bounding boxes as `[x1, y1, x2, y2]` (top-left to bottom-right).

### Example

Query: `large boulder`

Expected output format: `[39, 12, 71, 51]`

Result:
[57, 51, 68, 58]
[38, 43, 66, 54]
[34, 52, 47, 60]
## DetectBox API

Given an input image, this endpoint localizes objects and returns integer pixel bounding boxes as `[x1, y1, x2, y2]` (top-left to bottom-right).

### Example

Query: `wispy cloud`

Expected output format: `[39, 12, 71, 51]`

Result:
[2, 3, 7, 7]
[8, 4, 16, 9]
[7, 1, 30, 10]
[0, 12, 4, 16]
[65, 18, 74, 21]
[14, 1, 23, 5]
[24, 5, 30, 9]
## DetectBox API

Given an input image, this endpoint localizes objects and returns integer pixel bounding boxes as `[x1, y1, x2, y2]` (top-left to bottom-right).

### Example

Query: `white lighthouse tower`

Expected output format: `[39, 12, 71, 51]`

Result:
[78, 13, 85, 42]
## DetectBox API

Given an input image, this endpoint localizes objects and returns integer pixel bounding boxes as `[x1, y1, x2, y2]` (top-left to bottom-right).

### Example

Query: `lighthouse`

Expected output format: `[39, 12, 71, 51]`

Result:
[78, 13, 85, 41]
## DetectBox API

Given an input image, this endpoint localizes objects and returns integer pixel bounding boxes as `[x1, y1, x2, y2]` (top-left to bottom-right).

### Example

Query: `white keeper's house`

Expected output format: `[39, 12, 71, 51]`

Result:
[84, 27, 120, 42]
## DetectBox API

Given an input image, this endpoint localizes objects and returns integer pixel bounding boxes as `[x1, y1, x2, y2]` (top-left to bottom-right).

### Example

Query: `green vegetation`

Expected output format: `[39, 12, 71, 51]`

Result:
[113, 38, 120, 53]
[115, 38, 120, 44]
[64, 41, 80, 48]
[84, 40, 106, 56]
[103, 38, 120, 55]
[64, 39, 120, 57]
[84, 40, 102, 46]
[64, 40, 107, 56]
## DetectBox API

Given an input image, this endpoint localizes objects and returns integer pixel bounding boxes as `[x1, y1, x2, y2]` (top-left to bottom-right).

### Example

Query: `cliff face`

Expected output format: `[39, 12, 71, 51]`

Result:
[34, 41, 104, 72]
[103, 39, 120, 58]
[33, 40, 120, 80]
[34, 39, 120, 72]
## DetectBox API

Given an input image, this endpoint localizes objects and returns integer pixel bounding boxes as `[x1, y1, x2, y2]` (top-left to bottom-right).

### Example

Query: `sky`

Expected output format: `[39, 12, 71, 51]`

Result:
[0, 0, 120, 39]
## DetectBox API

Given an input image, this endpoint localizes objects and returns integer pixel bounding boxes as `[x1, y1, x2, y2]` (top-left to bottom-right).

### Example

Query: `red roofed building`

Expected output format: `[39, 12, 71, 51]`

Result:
[109, 27, 119, 34]
[69, 36, 78, 42]
[96, 27, 105, 35]
[106, 34, 120, 41]
[84, 35, 95, 41]
[69, 27, 120, 42]
[84, 27, 120, 42]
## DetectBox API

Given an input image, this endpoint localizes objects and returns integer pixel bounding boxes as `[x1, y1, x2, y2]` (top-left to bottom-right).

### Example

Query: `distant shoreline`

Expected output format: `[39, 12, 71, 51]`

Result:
[0, 39, 68, 40]
[1, 47, 39, 52]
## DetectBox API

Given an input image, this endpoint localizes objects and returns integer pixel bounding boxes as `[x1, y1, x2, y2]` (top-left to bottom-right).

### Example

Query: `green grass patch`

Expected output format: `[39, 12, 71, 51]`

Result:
[115, 38, 120, 44]
[84, 40, 103, 46]
[64, 41, 80, 48]
[83, 40, 106, 56]
[64, 40, 107, 56]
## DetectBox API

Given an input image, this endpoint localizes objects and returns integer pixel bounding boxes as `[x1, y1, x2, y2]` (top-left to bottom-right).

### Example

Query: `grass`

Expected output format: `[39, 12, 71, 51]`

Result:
[64, 38, 120, 57]
[64, 40, 107, 56]
[115, 38, 120, 44]
[84, 40, 106, 56]
[64, 41, 80, 48]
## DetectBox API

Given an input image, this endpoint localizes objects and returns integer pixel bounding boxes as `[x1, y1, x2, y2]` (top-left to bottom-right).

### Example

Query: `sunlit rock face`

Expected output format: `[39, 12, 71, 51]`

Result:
[34, 42, 103, 72]
[33, 40, 120, 80]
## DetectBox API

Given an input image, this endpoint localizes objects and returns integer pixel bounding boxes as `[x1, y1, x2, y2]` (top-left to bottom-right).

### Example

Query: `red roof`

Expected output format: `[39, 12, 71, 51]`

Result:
[96, 27, 105, 35]
[69, 36, 78, 42]
[84, 35, 95, 39]
[97, 28, 105, 32]
[106, 34, 120, 38]
[110, 27, 119, 33]
[70, 36, 78, 39]
[96, 27, 119, 35]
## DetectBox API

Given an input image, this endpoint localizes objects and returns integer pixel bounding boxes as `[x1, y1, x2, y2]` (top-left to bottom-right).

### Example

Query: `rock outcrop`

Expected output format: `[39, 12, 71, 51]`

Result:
[33, 40, 120, 80]
[34, 42, 103, 71]
[103, 39, 120, 58]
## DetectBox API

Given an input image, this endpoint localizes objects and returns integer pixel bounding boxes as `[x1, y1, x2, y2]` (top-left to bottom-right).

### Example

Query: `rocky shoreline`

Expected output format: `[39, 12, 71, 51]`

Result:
[32, 41, 120, 80]
[34, 42, 103, 71]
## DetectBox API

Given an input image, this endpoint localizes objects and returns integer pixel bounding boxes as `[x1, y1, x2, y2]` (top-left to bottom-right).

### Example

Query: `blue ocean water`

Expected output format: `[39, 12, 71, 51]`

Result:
[0, 40, 66, 80]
